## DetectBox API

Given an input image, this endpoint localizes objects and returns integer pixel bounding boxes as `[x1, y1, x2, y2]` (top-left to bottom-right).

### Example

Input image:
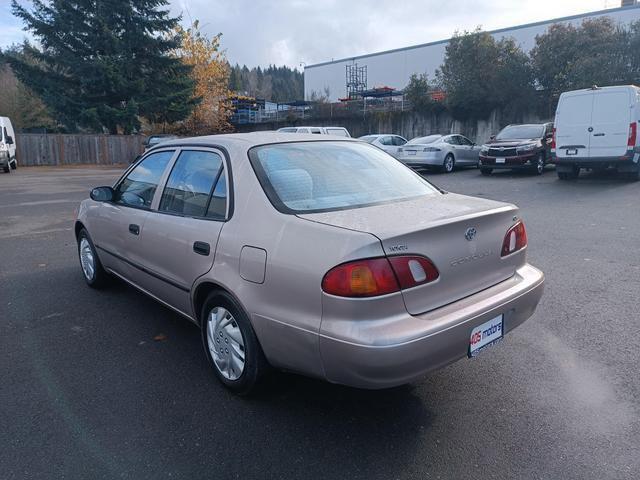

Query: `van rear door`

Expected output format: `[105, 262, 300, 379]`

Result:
[589, 88, 632, 158]
[555, 91, 593, 160]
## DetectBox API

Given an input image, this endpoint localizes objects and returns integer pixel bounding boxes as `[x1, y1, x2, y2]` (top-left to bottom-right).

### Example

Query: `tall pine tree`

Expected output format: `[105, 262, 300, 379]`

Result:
[9, 0, 197, 133]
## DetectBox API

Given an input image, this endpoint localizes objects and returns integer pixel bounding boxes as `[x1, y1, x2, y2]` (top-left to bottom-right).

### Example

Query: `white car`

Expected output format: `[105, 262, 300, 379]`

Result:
[0, 116, 17, 174]
[553, 85, 640, 181]
[358, 134, 407, 158]
[277, 126, 350, 137]
[398, 134, 481, 173]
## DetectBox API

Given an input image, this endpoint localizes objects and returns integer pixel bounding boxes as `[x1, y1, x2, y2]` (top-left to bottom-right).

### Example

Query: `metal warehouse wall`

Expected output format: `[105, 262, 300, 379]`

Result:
[304, 5, 640, 102]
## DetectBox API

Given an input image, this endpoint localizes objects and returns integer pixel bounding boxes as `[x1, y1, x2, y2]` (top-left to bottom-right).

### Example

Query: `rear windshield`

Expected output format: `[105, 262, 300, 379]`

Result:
[249, 141, 439, 214]
[408, 135, 441, 144]
[496, 125, 544, 140]
[358, 135, 378, 143]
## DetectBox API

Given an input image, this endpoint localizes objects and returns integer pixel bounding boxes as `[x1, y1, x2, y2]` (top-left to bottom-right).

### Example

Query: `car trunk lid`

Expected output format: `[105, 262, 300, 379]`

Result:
[300, 193, 524, 315]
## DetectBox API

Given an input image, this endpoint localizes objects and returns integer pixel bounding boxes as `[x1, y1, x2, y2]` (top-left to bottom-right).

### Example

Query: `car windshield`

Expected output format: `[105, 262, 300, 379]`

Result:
[408, 135, 441, 145]
[250, 141, 439, 213]
[496, 125, 544, 140]
[358, 135, 378, 143]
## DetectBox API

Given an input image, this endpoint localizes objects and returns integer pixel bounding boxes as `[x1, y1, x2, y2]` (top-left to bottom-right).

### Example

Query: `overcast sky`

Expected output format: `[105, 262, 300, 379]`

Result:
[0, 0, 620, 68]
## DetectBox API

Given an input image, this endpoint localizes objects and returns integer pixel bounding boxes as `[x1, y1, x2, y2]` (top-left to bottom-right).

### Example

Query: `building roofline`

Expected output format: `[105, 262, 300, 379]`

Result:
[305, 4, 640, 69]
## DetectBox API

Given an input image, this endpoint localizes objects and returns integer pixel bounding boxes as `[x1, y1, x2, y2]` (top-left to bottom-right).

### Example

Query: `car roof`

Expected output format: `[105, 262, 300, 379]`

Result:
[152, 131, 358, 151]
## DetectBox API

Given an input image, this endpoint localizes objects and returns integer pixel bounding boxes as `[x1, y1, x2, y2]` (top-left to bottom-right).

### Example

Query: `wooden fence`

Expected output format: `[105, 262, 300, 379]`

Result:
[16, 133, 145, 166]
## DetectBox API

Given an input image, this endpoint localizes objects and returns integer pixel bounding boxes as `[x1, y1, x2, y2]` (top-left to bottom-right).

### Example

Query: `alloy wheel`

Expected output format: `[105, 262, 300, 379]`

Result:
[207, 307, 246, 380]
[444, 155, 454, 173]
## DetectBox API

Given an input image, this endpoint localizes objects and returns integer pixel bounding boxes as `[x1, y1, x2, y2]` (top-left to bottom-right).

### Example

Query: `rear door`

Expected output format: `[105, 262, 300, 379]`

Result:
[555, 91, 593, 160]
[589, 88, 633, 158]
[131, 148, 228, 316]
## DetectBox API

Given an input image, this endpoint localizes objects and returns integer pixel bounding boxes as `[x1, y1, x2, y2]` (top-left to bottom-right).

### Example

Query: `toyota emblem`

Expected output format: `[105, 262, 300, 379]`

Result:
[465, 227, 477, 241]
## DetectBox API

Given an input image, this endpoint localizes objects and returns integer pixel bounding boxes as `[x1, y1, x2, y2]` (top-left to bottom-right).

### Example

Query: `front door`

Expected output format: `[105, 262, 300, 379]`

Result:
[130, 149, 229, 317]
[91, 149, 176, 277]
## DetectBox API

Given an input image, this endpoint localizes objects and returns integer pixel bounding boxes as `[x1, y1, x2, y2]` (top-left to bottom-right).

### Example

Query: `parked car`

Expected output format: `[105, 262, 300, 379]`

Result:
[143, 134, 179, 152]
[358, 134, 407, 158]
[479, 123, 553, 176]
[553, 85, 640, 181]
[0, 116, 17, 174]
[76, 133, 544, 394]
[277, 126, 351, 137]
[398, 134, 480, 173]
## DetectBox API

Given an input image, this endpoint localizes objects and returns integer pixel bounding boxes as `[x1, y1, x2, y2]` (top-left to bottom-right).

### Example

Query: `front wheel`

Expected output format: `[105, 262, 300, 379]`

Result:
[533, 153, 545, 175]
[11, 158, 17, 170]
[442, 154, 455, 173]
[77, 228, 110, 288]
[202, 291, 269, 395]
[480, 168, 492, 176]
[3, 163, 10, 173]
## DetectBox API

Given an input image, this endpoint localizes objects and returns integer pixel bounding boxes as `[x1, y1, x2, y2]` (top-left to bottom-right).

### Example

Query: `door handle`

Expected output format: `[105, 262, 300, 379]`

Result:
[129, 224, 140, 235]
[593, 133, 605, 137]
[193, 241, 210, 256]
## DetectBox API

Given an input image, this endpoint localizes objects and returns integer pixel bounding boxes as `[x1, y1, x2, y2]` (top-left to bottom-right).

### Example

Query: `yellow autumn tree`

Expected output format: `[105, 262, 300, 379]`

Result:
[173, 21, 233, 134]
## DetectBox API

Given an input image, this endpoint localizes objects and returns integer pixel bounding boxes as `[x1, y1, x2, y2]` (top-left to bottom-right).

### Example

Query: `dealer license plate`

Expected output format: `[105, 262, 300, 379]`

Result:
[495, 157, 506, 164]
[469, 315, 504, 357]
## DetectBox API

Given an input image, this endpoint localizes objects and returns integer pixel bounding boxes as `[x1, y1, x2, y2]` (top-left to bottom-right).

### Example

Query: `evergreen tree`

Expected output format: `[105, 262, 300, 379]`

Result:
[9, 0, 196, 133]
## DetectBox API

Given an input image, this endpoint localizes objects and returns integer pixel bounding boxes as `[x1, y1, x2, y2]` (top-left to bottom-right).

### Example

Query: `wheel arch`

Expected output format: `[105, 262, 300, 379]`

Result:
[74, 220, 85, 240]
[192, 280, 246, 327]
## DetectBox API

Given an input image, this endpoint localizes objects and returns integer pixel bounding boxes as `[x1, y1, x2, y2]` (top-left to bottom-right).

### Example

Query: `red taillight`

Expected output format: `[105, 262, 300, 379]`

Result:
[388, 256, 439, 289]
[628, 122, 637, 148]
[321, 256, 439, 298]
[551, 127, 556, 150]
[501, 221, 527, 257]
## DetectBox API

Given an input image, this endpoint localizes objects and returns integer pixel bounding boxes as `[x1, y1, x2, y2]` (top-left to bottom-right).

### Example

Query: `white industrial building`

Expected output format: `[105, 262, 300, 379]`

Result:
[304, 3, 640, 102]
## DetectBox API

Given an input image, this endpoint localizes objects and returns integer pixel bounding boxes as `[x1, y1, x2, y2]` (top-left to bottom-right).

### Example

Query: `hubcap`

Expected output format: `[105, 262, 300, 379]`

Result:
[207, 307, 245, 380]
[537, 157, 544, 173]
[79, 238, 95, 280]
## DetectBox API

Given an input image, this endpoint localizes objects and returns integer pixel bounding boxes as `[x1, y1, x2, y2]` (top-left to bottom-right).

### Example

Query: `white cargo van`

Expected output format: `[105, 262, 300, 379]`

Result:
[0, 117, 17, 173]
[553, 85, 639, 180]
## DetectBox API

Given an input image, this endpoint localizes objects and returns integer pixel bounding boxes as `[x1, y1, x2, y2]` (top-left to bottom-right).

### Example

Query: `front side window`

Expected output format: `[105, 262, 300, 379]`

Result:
[115, 150, 174, 209]
[378, 136, 393, 146]
[159, 150, 223, 218]
[249, 141, 439, 214]
[459, 136, 473, 146]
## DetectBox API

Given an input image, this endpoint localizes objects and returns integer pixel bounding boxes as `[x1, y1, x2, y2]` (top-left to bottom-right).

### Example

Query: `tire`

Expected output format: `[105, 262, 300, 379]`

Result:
[442, 154, 455, 173]
[622, 170, 640, 182]
[480, 168, 492, 176]
[11, 158, 17, 170]
[558, 166, 579, 181]
[201, 291, 269, 395]
[533, 153, 545, 175]
[77, 228, 110, 288]
[3, 163, 10, 173]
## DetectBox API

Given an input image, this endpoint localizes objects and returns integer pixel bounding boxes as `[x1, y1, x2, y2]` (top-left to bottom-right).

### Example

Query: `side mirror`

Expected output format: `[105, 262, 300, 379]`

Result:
[90, 186, 115, 202]
[489, 135, 496, 141]
[6, 135, 13, 145]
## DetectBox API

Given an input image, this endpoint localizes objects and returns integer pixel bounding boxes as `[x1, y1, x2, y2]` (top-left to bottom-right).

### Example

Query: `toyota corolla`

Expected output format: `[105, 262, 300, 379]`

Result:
[75, 133, 544, 394]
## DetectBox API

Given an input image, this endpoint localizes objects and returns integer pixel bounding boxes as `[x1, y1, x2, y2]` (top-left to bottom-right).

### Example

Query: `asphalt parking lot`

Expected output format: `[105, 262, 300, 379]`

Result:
[1, 164, 639, 480]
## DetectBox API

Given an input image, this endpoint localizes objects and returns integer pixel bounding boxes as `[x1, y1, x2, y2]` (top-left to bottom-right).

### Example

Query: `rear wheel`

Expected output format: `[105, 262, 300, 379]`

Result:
[3, 163, 10, 173]
[622, 170, 640, 182]
[442, 154, 455, 173]
[480, 168, 492, 176]
[558, 166, 579, 181]
[201, 291, 269, 395]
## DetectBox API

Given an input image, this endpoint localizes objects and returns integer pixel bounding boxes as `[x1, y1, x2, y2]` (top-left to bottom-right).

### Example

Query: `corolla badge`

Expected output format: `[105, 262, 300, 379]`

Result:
[465, 227, 477, 241]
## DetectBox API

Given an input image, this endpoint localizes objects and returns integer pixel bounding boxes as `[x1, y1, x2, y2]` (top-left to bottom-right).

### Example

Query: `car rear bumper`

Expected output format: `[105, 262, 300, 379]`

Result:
[319, 264, 544, 389]
[398, 153, 442, 167]
[553, 150, 639, 170]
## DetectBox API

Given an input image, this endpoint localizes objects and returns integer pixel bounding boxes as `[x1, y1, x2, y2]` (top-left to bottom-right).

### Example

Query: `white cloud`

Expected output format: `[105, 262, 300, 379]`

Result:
[1, 0, 616, 65]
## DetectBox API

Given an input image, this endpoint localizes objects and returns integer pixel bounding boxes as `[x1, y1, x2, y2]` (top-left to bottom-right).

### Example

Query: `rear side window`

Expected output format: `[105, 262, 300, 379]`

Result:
[159, 150, 224, 218]
[115, 150, 174, 209]
[249, 141, 439, 214]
